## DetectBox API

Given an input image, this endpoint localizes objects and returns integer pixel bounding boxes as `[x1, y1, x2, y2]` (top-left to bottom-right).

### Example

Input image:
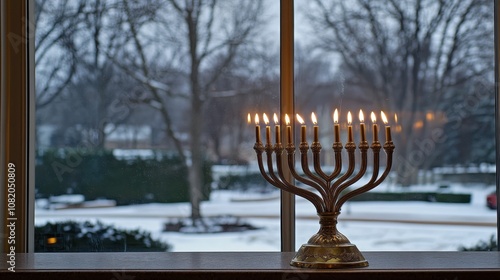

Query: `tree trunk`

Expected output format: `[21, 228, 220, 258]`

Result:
[189, 94, 204, 222]
[187, 4, 203, 222]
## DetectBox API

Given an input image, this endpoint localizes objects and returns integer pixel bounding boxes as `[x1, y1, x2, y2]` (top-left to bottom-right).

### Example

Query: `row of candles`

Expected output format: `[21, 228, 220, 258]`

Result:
[248, 110, 392, 145]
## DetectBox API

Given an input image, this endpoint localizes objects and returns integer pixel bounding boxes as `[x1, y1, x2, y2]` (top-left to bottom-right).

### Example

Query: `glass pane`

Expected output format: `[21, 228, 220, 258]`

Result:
[295, 0, 496, 251]
[34, 0, 280, 252]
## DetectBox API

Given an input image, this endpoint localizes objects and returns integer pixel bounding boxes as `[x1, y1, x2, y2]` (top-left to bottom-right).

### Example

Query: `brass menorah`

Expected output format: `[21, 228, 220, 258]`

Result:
[252, 111, 395, 268]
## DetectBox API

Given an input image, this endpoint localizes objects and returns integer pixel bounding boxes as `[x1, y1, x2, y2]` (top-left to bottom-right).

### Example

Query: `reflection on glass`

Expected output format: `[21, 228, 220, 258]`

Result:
[295, 0, 496, 251]
[34, 0, 280, 252]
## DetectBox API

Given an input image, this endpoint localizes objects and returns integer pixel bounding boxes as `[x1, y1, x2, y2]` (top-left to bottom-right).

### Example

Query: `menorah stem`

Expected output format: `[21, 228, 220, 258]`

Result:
[254, 142, 325, 213]
[306, 212, 346, 245]
[299, 143, 328, 195]
[254, 142, 279, 187]
[334, 141, 395, 213]
[327, 144, 356, 211]
[330, 143, 344, 180]
[275, 145, 325, 213]
[265, 144, 287, 190]
[373, 142, 395, 185]
[285, 146, 328, 201]
[330, 143, 369, 209]
[311, 151, 334, 208]
[311, 142, 329, 180]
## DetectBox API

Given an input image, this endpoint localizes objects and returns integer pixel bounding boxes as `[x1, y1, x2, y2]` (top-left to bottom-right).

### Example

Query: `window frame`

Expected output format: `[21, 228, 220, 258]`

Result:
[495, 0, 500, 241]
[0, 0, 498, 254]
[0, 0, 35, 253]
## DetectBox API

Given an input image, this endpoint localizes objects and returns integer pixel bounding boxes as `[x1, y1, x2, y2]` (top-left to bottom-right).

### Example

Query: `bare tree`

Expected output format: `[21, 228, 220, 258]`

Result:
[114, 0, 266, 222]
[305, 0, 494, 185]
[35, 0, 85, 109]
[205, 42, 280, 163]
[36, 0, 137, 149]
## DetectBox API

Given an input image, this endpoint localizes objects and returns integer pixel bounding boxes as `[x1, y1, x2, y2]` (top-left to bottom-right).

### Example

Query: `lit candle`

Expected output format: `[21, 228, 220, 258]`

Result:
[273, 113, 280, 144]
[311, 112, 319, 142]
[359, 110, 366, 142]
[263, 113, 271, 145]
[347, 111, 353, 143]
[254, 113, 261, 143]
[333, 109, 340, 143]
[371, 112, 378, 142]
[381, 111, 392, 142]
[296, 114, 306, 143]
[285, 114, 292, 144]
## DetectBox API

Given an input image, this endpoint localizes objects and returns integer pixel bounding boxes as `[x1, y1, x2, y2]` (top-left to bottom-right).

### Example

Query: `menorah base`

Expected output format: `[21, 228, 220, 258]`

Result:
[290, 243, 369, 269]
[290, 212, 368, 268]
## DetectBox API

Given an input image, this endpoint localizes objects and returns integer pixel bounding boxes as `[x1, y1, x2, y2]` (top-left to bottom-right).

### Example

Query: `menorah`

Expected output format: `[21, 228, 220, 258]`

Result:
[252, 110, 395, 268]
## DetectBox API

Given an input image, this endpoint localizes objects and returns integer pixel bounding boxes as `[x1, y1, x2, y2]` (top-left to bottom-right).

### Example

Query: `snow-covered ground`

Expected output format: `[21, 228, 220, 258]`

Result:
[35, 183, 497, 252]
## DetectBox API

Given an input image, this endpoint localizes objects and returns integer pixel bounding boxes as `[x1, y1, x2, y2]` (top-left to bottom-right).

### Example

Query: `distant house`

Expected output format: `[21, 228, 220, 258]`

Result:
[36, 124, 154, 150]
[37, 124, 58, 149]
[104, 124, 152, 149]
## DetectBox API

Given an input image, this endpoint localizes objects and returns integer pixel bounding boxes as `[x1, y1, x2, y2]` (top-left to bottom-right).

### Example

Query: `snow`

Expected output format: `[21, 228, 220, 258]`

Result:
[35, 183, 497, 252]
[112, 149, 155, 160]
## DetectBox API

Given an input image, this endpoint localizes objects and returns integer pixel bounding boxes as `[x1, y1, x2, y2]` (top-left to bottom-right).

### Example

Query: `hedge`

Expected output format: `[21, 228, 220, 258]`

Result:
[35, 149, 212, 205]
[35, 220, 170, 252]
[349, 191, 471, 203]
[217, 173, 271, 190]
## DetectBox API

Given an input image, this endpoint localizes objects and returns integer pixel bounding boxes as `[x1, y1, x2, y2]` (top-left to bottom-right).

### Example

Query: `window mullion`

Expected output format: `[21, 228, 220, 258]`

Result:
[280, 0, 295, 252]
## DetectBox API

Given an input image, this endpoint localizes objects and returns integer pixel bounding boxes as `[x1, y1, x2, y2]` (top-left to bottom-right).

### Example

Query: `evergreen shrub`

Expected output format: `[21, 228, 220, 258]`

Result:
[36, 149, 212, 205]
[35, 220, 171, 252]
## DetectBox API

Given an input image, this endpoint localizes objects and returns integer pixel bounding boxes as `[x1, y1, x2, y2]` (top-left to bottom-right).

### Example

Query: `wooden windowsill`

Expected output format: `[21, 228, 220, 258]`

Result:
[2, 251, 500, 279]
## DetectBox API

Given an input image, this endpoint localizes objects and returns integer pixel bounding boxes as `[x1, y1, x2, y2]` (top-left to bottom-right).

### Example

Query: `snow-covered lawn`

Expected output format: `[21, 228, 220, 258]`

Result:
[35, 183, 497, 252]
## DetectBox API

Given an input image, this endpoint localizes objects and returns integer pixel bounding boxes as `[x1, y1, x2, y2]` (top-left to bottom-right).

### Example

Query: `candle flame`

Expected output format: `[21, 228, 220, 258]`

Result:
[285, 114, 291, 125]
[254, 113, 260, 125]
[263, 113, 270, 125]
[359, 109, 364, 123]
[347, 111, 352, 125]
[311, 112, 317, 125]
[394, 113, 398, 123]
[273, 113, 279, 125]
[371, 112, 377, 123]
[333, 109, 339, 124]
[381, 111, 388, 124]
[247, 113, 251, 124]
[296, 114, 305, 125]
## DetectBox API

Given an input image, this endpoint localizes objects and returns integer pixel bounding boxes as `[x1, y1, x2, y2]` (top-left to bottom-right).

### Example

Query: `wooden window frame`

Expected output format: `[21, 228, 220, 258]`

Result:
[0, 0, 498, 255]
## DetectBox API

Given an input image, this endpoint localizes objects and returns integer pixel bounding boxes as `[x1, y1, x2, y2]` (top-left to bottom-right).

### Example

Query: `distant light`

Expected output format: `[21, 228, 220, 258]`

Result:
[47, 237, 57, 245]
[426, 112, 434, 121]
[414, 120, 424, 129]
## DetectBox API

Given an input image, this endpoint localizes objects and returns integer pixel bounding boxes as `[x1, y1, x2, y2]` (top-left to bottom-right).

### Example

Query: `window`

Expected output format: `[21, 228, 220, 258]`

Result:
[294, 0, 498, 251]
[32, 0, 282, 252]
[0, 2, 500, 256]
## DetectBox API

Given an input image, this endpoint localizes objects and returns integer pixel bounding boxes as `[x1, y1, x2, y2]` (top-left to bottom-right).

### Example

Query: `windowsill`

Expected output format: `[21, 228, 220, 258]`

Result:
[2, 252, 500, 279]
